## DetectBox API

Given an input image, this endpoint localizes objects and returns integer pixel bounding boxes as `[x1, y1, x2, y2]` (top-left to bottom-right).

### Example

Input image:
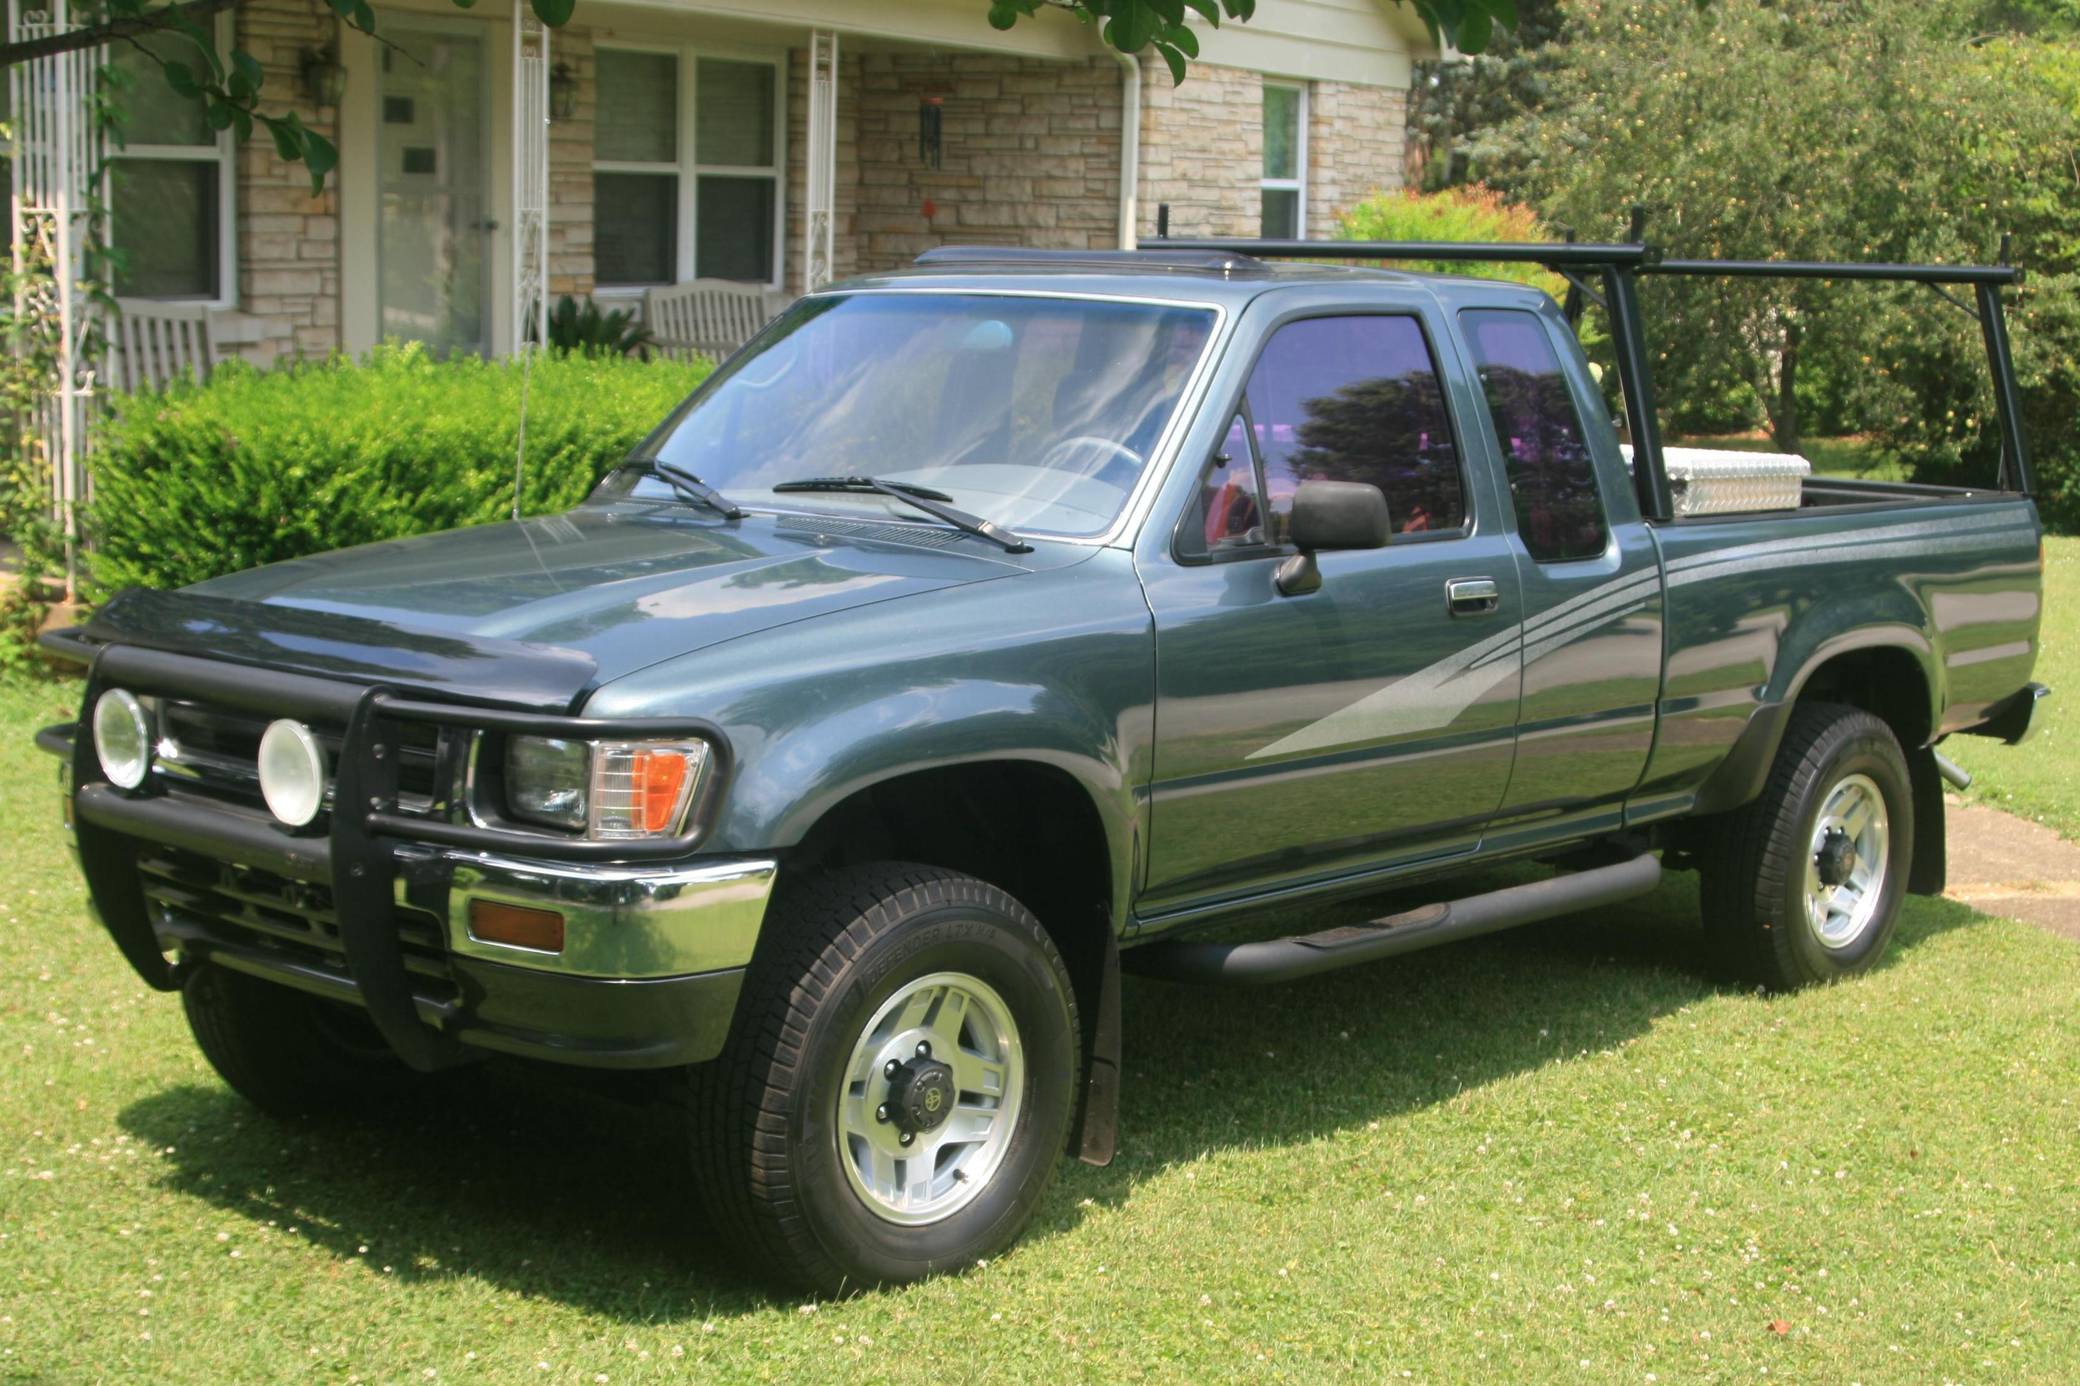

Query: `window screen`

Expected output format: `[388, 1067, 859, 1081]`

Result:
[1462, 309, 1610, 562]
[1244, 315, 1465, 539]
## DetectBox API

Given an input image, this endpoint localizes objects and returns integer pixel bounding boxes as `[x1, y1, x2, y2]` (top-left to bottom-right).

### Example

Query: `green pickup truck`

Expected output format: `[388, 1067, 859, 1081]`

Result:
[41, 243, 2047, 1293]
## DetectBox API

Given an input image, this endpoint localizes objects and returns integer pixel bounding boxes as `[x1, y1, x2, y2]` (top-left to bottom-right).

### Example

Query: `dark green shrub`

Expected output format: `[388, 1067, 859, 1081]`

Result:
[543, 294, 656, 358]
[85, 343, 711, 596]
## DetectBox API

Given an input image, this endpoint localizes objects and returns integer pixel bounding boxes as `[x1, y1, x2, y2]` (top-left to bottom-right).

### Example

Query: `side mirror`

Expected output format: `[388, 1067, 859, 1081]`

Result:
[1277, 480, 1391, 596]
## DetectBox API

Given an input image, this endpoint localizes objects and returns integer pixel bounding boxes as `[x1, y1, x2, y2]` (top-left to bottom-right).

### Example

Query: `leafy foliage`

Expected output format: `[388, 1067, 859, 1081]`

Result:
[1503, 0, 2080, 492]
[541, 296, 656, 359]
[1408, 0, 1562, 192]
[1334, 185, 1568, 299]
[84, 345, 711, 596]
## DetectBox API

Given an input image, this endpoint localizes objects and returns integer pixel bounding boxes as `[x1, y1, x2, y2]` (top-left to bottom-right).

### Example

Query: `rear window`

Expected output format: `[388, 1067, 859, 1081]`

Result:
[1462, 308, 1610, 562]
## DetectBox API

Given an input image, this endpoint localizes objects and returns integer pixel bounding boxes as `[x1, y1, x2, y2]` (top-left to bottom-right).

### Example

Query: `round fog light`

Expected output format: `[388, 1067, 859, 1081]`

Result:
[93, 688, 152, 790]
[258, 719, 327, 827]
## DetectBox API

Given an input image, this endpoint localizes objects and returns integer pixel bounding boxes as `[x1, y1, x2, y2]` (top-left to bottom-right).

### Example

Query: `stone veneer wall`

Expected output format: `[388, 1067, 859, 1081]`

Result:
[547, 26, 596, 300]
[1305, 78, 1407, 239]
[847, 52, 1124, 278]
[230, 0, 342, 365]
[1137, 60, 1408, 241]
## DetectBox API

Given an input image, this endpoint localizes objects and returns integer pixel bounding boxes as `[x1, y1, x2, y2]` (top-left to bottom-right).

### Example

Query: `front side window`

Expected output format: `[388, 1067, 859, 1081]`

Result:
[1243, 315, 1466, 541]
[1462, 309, 1610, 562]
[1260, 82, 1306, 238]
[107, 32, 232, 300]
[593, 50, 781, 288]
[633, 292, 1216, 537]
[1179, 412, 1269, 558]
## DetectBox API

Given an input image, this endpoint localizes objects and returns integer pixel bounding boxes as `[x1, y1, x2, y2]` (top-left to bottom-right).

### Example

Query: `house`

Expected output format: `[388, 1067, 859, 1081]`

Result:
[16, 0, 1434, 365]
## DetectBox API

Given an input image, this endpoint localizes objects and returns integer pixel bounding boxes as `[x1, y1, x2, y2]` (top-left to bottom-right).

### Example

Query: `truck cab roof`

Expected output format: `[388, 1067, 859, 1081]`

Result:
[817, 245, 1548, 310]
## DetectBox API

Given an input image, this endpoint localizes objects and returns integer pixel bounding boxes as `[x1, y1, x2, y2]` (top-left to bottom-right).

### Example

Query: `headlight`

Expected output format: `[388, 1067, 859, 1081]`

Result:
[503, 736, 710, 839]
[93, 688, 152, 790]
[257, 719, 328, 827]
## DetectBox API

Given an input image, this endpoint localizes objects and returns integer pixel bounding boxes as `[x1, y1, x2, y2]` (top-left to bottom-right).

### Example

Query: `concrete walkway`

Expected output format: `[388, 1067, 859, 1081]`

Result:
[1944, 799, 2080, 942]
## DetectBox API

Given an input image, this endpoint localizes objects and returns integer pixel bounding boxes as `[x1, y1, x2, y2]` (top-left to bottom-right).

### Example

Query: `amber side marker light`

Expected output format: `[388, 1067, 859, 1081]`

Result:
[468, 899, 566, 954]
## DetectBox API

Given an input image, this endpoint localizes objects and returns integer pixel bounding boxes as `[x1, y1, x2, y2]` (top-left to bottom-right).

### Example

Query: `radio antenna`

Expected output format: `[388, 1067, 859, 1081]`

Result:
[512, 338, 535, 521]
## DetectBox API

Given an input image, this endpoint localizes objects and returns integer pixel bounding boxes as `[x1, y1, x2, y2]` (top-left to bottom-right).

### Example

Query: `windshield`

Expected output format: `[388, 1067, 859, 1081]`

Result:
[625, 292, 1218, 538]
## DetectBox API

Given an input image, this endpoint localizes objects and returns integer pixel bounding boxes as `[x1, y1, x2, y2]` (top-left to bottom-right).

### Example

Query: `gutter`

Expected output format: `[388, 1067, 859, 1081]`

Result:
[1111, 50, 1141, 249]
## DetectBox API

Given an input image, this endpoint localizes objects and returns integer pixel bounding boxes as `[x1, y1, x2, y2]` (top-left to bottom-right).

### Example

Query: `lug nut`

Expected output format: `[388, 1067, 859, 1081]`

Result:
[899, 1131, 915, 1147]
[884, 1059, 898, 1078]
[915, 1041, 932, 1058]
[875, 1104, 889, 1123]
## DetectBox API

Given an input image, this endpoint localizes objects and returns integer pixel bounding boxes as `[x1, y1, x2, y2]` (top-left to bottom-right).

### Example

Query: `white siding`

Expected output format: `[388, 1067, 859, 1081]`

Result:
[1189, 0, 1429, 86]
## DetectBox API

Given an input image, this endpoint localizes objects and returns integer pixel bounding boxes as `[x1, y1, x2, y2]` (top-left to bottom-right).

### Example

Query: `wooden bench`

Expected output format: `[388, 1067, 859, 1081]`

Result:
[107, 299, 218, 393]
[643, 279, 790, 360]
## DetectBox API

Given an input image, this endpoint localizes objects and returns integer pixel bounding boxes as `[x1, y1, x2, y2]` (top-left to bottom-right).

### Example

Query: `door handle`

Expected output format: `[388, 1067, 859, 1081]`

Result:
[1446, 577, 1501, 617]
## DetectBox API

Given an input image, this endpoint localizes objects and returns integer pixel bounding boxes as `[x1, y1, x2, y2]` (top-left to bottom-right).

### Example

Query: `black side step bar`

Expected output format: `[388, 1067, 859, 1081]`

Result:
[1124, 851, 1663, 986]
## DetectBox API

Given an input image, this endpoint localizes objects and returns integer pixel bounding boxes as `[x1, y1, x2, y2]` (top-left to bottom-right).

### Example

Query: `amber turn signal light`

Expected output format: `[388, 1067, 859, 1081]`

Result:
[467, 899, 566, 954]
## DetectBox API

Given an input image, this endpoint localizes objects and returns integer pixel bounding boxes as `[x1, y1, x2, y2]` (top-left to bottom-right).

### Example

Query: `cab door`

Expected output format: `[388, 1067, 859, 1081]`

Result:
[1137, 306, 1524, 915]
[1454, 306, 1663, 837]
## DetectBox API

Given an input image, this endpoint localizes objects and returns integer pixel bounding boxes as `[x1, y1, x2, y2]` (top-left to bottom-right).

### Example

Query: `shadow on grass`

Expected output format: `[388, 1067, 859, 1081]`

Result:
[116, 875, 1989, 1318]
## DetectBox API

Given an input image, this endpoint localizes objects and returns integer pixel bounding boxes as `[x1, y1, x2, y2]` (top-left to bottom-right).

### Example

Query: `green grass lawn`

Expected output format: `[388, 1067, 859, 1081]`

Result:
[4, 676, 2078, 1383]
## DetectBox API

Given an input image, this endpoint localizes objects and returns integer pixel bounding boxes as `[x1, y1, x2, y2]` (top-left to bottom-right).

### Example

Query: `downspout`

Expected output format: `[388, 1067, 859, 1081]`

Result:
[1111, 50, 1141, 249]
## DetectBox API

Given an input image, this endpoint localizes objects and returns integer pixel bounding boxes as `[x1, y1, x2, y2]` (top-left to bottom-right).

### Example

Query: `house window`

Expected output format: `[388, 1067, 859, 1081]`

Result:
[592, 48, 783, 289]
[1260, 81, 1306, 239]
[105, 30, 236, 301]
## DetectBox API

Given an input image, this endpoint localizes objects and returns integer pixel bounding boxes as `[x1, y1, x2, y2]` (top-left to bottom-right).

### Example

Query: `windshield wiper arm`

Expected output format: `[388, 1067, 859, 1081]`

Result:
[770, 475, 1031, 554]
[639, 460, 744, 519]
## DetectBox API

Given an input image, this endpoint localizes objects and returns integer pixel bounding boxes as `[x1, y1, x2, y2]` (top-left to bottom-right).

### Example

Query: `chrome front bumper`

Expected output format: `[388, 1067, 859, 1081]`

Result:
[442, 852, 777, 978]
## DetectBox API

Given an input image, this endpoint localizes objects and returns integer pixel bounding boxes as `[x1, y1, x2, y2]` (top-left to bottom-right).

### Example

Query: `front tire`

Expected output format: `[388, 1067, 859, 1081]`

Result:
[181, 963, 421, 1117]
[689, 864, 1079, 1294]
[1700, 702, 1915, 990]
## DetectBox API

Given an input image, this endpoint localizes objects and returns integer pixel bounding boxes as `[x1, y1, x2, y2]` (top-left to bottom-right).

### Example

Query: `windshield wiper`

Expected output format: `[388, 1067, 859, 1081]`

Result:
[771, 475, 1031, 554]
[638, 460, 744, 520]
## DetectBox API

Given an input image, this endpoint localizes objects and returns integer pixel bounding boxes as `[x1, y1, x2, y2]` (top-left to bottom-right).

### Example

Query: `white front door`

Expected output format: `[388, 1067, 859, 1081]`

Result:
[378, 25, 489, 356]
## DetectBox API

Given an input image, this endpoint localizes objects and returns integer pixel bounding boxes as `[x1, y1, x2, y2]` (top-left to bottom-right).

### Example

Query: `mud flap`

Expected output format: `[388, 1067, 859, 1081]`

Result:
[1907, 745, 1947, 896]
[1072, 928, 1121, 1167]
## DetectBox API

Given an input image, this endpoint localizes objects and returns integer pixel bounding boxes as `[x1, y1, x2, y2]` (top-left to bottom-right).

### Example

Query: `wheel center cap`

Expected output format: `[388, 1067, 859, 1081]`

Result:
[1815, 827, 1857, 887]
[887, 1057, 956, 1134]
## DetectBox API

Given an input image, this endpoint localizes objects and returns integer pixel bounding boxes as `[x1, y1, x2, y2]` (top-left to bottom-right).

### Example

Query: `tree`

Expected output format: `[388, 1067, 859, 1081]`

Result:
[1503, 0, 2080, 461]
[0, 0, 1524, 190]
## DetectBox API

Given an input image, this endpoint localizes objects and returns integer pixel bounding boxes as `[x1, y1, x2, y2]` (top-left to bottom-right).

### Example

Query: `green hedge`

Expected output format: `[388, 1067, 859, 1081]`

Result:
[86, 344, 710, 596]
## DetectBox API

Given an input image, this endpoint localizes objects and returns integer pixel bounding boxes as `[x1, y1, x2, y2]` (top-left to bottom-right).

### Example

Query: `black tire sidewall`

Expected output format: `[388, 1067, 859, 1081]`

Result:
[1772, 726, 1914, 982]
[787, 899, 1077, 1284]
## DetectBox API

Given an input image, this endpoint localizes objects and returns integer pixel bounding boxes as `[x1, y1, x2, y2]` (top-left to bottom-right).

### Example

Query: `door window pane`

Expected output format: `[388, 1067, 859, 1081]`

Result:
[694, 175, 774, 282]
[595, 172, 678, 285]
[1260, 188, 1298, 239]
[110, 160, 219, 298]
[595, 50, 677, 163]
[1462, 309, 1609, 562]
[696, 59, 774, 167]
[1263, 85, 1300, 180]
[1245, 316, 1465, 539]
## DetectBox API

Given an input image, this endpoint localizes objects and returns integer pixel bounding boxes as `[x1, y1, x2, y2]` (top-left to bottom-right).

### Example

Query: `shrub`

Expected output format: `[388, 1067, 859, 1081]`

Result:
[85, 343, 711, 597]
[542, 294, 656, 358]
[1334, 185, 1569, 300]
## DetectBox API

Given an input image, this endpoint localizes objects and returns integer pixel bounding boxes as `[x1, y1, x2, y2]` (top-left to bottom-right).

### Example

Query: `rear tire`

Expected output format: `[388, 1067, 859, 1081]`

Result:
[688, 863, 1079, 1295]
[181, 963, 421, 1117]
[1700, 702, 1915, 990]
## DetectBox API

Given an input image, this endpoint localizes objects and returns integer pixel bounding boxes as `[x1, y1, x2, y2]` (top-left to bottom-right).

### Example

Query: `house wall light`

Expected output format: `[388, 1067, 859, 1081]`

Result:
[549, 62, 580, 122]
[300, 44, 347, 107]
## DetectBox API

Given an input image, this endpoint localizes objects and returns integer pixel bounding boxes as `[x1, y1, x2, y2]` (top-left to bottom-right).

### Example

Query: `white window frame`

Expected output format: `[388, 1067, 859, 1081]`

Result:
[1259, 79, 1308, 241]
[105, 12, 238, 307]
[591, 42, 787, 294]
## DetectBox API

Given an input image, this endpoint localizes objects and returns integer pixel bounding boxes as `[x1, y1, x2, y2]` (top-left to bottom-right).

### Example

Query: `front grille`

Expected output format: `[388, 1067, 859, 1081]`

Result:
[151, 699, 447, 813]
[137, 846, 456, 1000]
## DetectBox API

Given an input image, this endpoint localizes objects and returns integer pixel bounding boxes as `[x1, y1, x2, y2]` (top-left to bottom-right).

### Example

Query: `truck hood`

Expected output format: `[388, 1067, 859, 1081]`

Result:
[87, 504, 1036, 707]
